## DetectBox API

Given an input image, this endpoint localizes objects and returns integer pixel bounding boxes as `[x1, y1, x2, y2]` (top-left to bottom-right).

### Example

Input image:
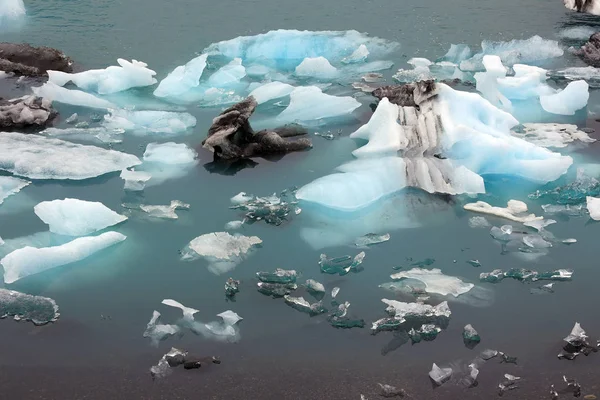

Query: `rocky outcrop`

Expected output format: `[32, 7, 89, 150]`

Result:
[0, 95, 56, 130]
[575, 32, 600, 68]
[202, 96, 312, 160]
[0, 43, 73, 77]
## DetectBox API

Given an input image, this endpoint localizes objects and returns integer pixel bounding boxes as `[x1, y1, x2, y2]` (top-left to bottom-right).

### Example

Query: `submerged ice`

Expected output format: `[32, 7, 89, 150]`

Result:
[0, 176, 29, 205]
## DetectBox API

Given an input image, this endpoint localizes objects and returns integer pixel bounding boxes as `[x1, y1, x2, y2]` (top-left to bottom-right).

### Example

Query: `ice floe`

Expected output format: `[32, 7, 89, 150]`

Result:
[32, 82, 116, 109]
[390, 268, 474, 297]
[154, 54, 208, 98]
[102, 109, 196, 136]
[248, 81, 295, 104]
[0, 176, 29, 205]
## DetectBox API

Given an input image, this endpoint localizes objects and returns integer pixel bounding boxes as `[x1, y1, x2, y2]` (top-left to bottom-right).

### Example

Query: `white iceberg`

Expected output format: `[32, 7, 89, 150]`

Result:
[349, 97, 403, 157]
[390, 268, 474, 297]
[342, 44, 369, 64]
[154, 54, 208, 98]
[143, 142, 197, 164]
[181, 232, 262, 275]
[102, 109, 197, 136]
[540, 80, 589, 115]
[47, 59, 157, 94]
[586, 196, 600, 220]
[120, 168, 152, 191]
[295, 56, 338, 79]
[464, 200, 542, 223]
[32, 82, 116, 109]
[275, 86, 360, 125]
[34, 198, 127, 236]
[0, 176, 29, 205]
[207, 58, 246, 86]
[0, 132, 141, 180]
[248, 81, 295, 104]
[1, 231, 126, 284]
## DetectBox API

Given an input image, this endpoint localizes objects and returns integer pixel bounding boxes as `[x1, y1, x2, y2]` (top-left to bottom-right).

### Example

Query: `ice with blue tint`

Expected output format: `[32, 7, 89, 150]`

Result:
[102, 109, 196, 136]
[140, 142, 198, 186]
[0, 176, 29, 205]
[436, 44, 472, 64]
[0, 132, 141, 180]
[274, 86, 360, 125]
[540, 81, 590, 115]
[34, 198, 127, 236]
[47, 59, 157, 95]
[207, 58, 246, 86]
[154, 54, 208, 98]
[32, 82, 116, 109]
[1, 231, 126, 284]
[342, 44, 369, 64]
[459, 36, 564, 71]
[393, 58, 467, 83]
[295, 57, 339, 79]
[203, 29, 399, 68]
[249, 81, 295, 104]
[0, 0, 25, 29]
[558, 26, 597, 40]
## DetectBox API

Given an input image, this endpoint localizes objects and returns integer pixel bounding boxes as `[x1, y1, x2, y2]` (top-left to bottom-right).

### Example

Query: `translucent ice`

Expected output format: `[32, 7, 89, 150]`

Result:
[181, 232, 262, 274]
[319, 252, 365, 275]
[480, 268, 573, 283]
[143, 142, 197, 164]
[120, 169, 152, 191]
[40, 126, 124, 144]
[376, 300, 451, 327]
[355, 233, 390, 247]
[0, 132, 141, 180]
[437, 44, 472, 64]
[274, 86, 361, 125]
[552, 66, 600, 88]
[207, 58, 246, 87]
[463, 324, 481, 344]
[558, 26, 597, 40]
[468, 216, 491, 228]
[34, 198, 127, 236]
[0, 0, 25, 28]
[540, 81, 589, 116]
[256, 268, 298, 284]
[393, 58, 434, 83]
[32, 82, 116, 109]
[47, 59, 157, 94]
[257, 282, 298, 298]
[102, 109, 197, 136]
[284, 295, 327, 316]
[464, 200, 542, 223]
[429, 363, 452, 386]
[305, 279, 325, 295]
[0, 176, 29, 205]
[143, 310, 181, 346]
[248, 81, 294, 104]
[161, 298, 199, 321]
[154, 54, 208, 98]
[0, 288, 59, 325]
[531, 169, 600, 205]
[229, 190, 298, 226]
[342, 44, 369, 64]
[390, 268, 474, 297]
[1, 231, 126, 284]
[586, 196, 600, 220]
[295, 57, 338, 79]
[139, 200, 190, 220]
[513, 123, 595, 148]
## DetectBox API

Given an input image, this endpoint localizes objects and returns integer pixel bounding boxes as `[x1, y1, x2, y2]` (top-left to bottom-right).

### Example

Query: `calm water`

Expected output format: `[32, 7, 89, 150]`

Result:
[2, 1, 600, 399]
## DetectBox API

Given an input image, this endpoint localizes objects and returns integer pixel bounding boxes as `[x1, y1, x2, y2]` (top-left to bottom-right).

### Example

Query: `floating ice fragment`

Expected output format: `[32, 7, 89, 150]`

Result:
[429, 363, 453, 386]
[319, 251, 365, 275]
[498, 373, 520, 395]
[467, 260, 481, 268]
[34, 198, 127, 236]
[372, 300, 451, 333]
[143, 142, 197, 164]
[437, 44, 472, 64]
[257, 282, 297, 298]
[120, 169, 152, 191]
[342, 44, 369, 64]
[181, 232, 262, 274]
[468, 216, 491, 228]
[328, 301, 365, 329]
[587, 196, 600, 220]
[355, 233, 391, 247]
[480, 268, 573, 284]
[409, 324, 442, 343]
[224, 220, 244, 231]
[32, 82, 116, 109]
[48, 59, 157, 94]
[139, 200, 190, 220]
[305, 279, 325, 295]
[377, 383, 406, 398]
[256, 268, 298, 284]
[531, 169, 600, 205]
[463, 324, 481, 347]
[540, 81, 589, 116]
[0, 288, 59, 325]
[230, 190, 297, 226]
[103, 110, 197, 136]
[390, 268, 474, 297]
[284, 295, 327, 316]
[558, 26, 597, 40]
[331, 287, 340, 298]
[161, 298, 199, 321]
[65, 113, 78, 124]
[248, 81, 294, 104]
[552, 66, 600, 87]
[513, 123, 595, 148]
[40, 126, 124, 144]
[231, 192, 254, 205]
[143, 311, 181, 346]
[530, 283, 555, 295]
[154, 54, 208, 98]
[295, 57, 338, 79]
[0, 132, 140, 180]
[559, 322, 597, 360]
[464, 200, 542, 223]
[1, 231, 126, 284]
[524, 218, 557, 231]
[0, 176, 29, 205]
[150, 347, 188, 379]
[225, 278, 240, 298]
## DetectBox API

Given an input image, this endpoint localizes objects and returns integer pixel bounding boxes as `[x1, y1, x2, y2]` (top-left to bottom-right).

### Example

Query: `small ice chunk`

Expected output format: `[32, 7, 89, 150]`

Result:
[0, 132, 141, 180]
[540, 81, 589, 116]
[120, 168, 152, 191]
[32, 82, 116, 109]
[558, 26, 597, 40]
[65, 113, 78, 124]
[283, 295, 327, 316]
[319, 251, 365, 275]
[342, 44, 369, 64]
[181, 232, 262, 274]
[225, 278, 240, 297]
[230, 192, 254, 205]
[0, 176, 29, 205]
[587, 196, 600, 220]
[161, 298, 199, 321]
[349, 97, 403, 157]
[217, 310, 242, 326]
[390, 268, 474, 297]
[154, 54, 208, 98]
[305, 279, 325, 294]
[248, 81, 294, 104]
[103, 109, 197, 136]
[150, 347, 188, 379]
[437, 44, 472, 64]
[0, 288, 59, 325]
[256, 268, 298, 284]
[564, 322, 588, 344]
[331, 287, 340, 298]
[377, 383, 405, 398]
[257, 282, 297, 298]
[295, 56, 338, 79]
[47, 59, 157, 94]
[463, 324, 481, 345]
[464, 200, 542, 223]
[524, 218, 557, 231]
[34, 198, 127, 236]
[143, 310, 181, 346]
[523, 234, 552, 249]
[429, 363, 452, 386]
[355, 233, 391, 247]
[514, 123, 595, 148]
[143, 142, 197, 164]
[468, 216, 491, 228]
[1, 231, 127, 284]
[139, 200, 190, 220]
[225, 220, 244, 231]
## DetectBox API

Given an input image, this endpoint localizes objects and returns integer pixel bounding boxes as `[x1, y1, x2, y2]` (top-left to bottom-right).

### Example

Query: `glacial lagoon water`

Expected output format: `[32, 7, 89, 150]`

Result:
[3, 0, 600, 399]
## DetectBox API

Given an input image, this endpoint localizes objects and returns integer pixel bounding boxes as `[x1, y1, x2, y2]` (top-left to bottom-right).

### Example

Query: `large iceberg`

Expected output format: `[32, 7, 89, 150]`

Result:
[47, 59, 157, 94]
[154, 54, 208, 98]
[34, 198, 127, 236]
[102, 109, 197, 136]
[202, 29, 399, 68]
[1, 231, 126, 284]
[0, 132, 141, 180]
[0, 176, 29, 205]
[32, 82, 116, 109]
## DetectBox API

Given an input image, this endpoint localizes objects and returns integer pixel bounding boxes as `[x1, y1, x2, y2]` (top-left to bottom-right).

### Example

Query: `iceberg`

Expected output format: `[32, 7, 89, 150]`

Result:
[102, 109, 197, 136]
[34, 198, 127, 236]
[429, 363, 453, 386]
[540, 81, 590, 115]
[586, 196, 600, 220]
[0, 288, 59, 325]
[154, 54, 208, 98]
[181, 232, 262, 274]
[342, 44, 369, 64]
[349, 98, 403, 157]
[143, 310, 181, 346]
[274, 86, 361, 125]
[390, 268, 474, 297]
[47, 59, 157, 94]
[295, 56, 338, 79]
[120, 168, 152, 191]
[513, 123, 595, 148]
[464, 200, 542, 223]
[0, 132, 141, 180]
[32, 82, 116, 109]
[202, 29, 399, 67]
[137, 200, 190, 220]
[1, 231, 126, 284]
[460, 36, 564, 71]
[143, 142, 197, 164]
[248, 81, 294, 104]
[372, 300, 451, 334]
[149, 347, 188, 379]
[0, 176, 29, 205]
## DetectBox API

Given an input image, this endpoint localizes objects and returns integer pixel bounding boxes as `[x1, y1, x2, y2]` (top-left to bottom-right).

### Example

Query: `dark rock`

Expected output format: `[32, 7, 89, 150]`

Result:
[0, 43, 73, 76]
[183, 356, 221, 369]
[371, 80, 438, 107]
[0, 95, 57, 130]
[202, 96, 312, 160]
[575, 32, 600, 67]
